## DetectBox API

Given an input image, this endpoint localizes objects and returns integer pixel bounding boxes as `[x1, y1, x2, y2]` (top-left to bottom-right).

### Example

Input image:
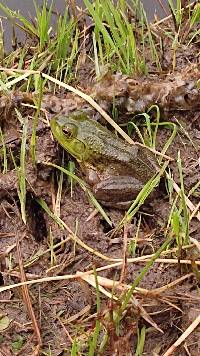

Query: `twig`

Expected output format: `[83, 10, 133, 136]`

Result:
[57, 317, 73, 344]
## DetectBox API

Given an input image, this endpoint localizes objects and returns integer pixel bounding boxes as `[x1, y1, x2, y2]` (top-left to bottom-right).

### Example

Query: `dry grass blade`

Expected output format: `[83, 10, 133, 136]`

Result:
[166, 172, 200, 222]
[43, 162, 112, 226]
[80, 275, 149, 298]
[41, 72, 173, 161]
[83, 275, 118, 300]
[57, 317, 73, 345]
[0, 71, 34, 89]
[190, 237, 200, 252]
[82, 274, 163, 333]
[140, 258, 200, 266]
[149, 273, 194, 294]
[64, 305, 91, 324]
[36, 197, 115, 261]
[16, 233, 42, 351]
[0, 67, 39, 74]
[190, 202, 200, 221]
[0, 253, 199, 295]
[64, 231, 117, 261]
[163, 313, 200, 356]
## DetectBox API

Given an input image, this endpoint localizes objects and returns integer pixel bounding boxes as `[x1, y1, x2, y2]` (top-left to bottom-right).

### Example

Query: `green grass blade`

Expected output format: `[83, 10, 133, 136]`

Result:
[44, 162, 112, 227]
[0, 72, 34, 90]
[0, 20, 4, 61]
[83, 0, 126, 71]
[18, 118, 28, 224]
[190, 3, 200, 26]
[0, 128, 7, 174]
[115, 233, 173, 326]
[88, 267, 101, 356]
[0, 3, 38, 36]
[146, 121, 177, 164]
[159, 123, 177, 163]
[118, 161, 169, 229]
[127, 121, 145, 145]
[147, 105, 160, 149]
[135, 326, 146, 356]
[30, 75, 43, 164]
[71, 339, 79, 356]
[34, 0, 53, 51]
[36, 198, 65, 230]
[55, 168, 64, 218]
[177, 151, 190, 244]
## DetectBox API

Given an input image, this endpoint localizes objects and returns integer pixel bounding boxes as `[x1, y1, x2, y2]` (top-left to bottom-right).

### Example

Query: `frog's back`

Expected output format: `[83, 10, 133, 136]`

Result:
[75, 115, 157, 180]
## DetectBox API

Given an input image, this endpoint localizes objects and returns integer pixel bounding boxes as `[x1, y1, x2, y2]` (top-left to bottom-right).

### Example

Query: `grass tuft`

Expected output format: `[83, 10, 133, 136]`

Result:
[83, 0, 160, 74]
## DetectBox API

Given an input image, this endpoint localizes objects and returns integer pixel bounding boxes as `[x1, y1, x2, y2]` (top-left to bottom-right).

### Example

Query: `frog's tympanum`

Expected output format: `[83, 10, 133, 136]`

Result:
[50, 113, 158, 208]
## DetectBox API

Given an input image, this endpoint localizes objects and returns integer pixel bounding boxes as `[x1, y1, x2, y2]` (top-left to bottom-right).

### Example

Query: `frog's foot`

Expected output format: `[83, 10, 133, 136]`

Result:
[93, 176, 145, 209]
[98, 199, 134, 209]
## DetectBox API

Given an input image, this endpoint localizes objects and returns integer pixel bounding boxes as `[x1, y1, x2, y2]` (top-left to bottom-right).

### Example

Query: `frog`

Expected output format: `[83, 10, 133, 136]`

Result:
[50, 113, 159, 209]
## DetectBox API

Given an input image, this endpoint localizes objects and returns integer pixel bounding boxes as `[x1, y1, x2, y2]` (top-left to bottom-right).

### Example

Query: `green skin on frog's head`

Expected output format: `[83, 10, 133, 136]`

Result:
[50, 113, 158, 208]
[50, 114, 92, 162]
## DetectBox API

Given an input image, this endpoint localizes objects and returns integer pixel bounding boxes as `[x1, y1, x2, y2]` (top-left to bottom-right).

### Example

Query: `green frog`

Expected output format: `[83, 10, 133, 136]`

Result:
[50, 113, 158, 208]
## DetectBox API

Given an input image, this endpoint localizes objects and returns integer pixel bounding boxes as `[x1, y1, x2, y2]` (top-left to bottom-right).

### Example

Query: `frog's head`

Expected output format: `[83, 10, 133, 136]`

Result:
[50, 114, 91, 161]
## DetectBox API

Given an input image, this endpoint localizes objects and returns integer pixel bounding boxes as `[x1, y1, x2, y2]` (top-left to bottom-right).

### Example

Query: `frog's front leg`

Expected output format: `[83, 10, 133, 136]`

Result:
[92, 176, 145, 209]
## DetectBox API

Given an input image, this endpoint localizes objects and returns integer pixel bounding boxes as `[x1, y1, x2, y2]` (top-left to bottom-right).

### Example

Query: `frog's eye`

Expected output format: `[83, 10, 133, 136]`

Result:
[62, 124, 77, 139]
[62, 127, 73, 138]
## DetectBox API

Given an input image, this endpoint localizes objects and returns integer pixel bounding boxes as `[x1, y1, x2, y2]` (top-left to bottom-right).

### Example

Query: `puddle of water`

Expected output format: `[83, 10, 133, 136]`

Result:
[0, 0, 172, 52]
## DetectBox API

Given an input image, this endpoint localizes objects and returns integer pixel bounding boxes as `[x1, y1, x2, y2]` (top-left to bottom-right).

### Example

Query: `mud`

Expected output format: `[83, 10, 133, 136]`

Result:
[0, 10, 200, 356]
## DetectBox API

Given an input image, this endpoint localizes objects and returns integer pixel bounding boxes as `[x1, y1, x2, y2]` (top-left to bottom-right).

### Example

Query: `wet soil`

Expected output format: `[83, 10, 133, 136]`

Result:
[0, 14, 200, 356]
